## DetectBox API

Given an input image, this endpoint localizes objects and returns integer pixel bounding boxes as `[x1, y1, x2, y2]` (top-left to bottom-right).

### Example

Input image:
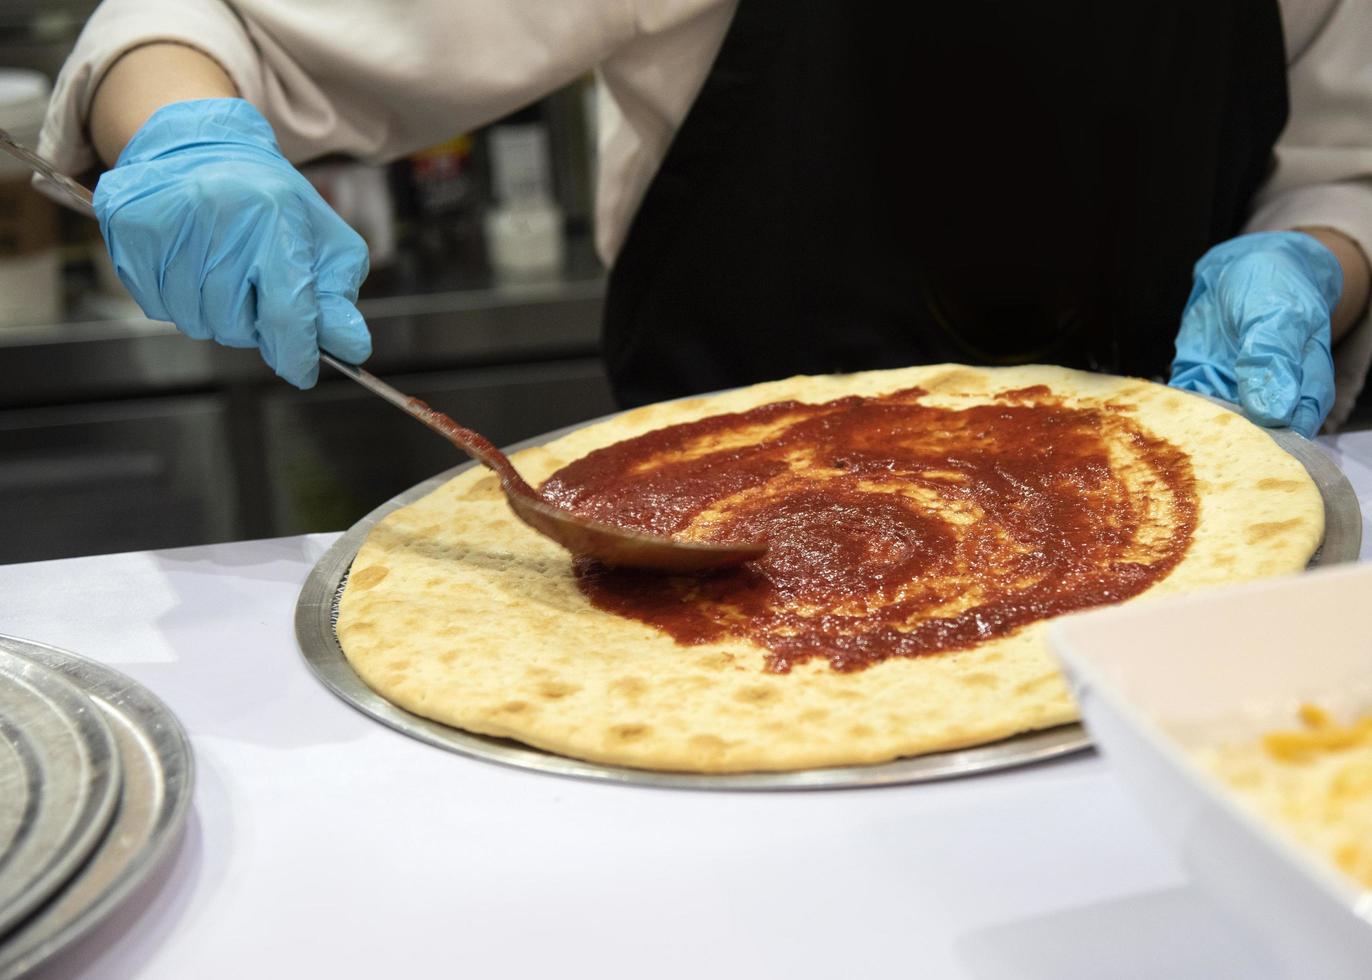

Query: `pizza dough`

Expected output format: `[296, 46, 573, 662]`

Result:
[336, 365, 1324, 772]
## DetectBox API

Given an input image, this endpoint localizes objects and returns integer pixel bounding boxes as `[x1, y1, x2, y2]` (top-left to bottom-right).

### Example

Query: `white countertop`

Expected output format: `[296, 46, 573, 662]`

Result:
[6, 430, 1372, 980]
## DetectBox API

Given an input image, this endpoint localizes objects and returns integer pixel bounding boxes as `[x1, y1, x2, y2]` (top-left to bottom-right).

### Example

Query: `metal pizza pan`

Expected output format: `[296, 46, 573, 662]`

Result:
[295, 412, 1359, 790]
[0, 649, 120, 939]
[0, 636, 193, 980]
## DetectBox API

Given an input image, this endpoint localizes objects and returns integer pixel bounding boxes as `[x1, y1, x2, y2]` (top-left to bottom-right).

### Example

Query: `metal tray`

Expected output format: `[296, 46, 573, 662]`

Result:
[295, 418, 1361, 790]
[0, 649, 120, 938]
[0, 636, 194, 980]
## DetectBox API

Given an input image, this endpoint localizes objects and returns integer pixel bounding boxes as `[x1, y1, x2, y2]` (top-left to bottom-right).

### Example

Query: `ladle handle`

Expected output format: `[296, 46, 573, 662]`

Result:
[319, 352, 415, 414]
[318, 352, 525, 485]
[0, 127, 96, 218]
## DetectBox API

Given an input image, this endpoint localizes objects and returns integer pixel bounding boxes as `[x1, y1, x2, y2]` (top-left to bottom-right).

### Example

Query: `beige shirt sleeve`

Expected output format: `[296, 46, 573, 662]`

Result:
[1250, 0, 1372, 427]
[38, 0, 637, 173]
[38, 0, 735, 264]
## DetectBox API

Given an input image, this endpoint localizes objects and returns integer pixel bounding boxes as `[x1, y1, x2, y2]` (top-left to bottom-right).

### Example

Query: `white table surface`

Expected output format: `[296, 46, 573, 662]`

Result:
[5, 430, 1372, 980]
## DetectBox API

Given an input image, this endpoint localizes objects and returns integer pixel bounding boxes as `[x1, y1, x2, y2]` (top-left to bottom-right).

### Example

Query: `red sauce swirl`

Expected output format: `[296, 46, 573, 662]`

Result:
[541, 386, 1196, 673]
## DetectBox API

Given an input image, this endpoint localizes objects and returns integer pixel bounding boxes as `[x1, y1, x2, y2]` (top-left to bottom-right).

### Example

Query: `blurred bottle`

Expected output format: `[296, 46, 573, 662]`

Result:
[0, 69, 60, 328]
[409, 134, 479, 219]
[484, 104, 564, 280]
[387, 132, 486, 290]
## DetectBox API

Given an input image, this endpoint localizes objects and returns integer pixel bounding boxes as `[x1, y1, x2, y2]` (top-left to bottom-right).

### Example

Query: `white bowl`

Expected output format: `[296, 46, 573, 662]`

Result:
[1049, 562, 1372, 979]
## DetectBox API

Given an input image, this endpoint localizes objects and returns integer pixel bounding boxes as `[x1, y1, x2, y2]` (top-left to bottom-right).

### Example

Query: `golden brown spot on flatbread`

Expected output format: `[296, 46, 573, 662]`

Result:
[690, 734, 728, 751]
[512, 447, 559, 475]
[622, 405, 665, 429]
[1211, 552, 1235, 568]
[849, 724, 875, 738]
[800, 708, 829, 723]
[696, 653, 734, 671]
[536, 681, 580, 700]
[609, 723, 650, 742]
[438, 651, 458, 665]
[673, 674, 716, 693]
[346, 620, 375, 634]
[610, 676, 648, 699]
[1213, 412, 1236, 424]
[960, 671, 997, 689]
[735, 685, 780, 705]
[388, 659, 412, 672]
[468, 475, 502, 500]
[350, 565, 389, 590]
[1015, 676, 1055, 696]
[1257, 478, 1303, 492]
[1247, 519, 1303, 544]
[498, 700, 529, 714]
[921, 368, 985, 392]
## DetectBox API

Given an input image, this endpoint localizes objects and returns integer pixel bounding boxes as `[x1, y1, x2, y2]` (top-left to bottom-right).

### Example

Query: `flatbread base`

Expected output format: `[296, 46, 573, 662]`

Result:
[337, 365, 1324, 772]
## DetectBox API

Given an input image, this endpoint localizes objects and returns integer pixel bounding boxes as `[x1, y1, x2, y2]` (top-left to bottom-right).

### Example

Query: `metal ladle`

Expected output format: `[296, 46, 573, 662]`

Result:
[0, 127, 766, 572]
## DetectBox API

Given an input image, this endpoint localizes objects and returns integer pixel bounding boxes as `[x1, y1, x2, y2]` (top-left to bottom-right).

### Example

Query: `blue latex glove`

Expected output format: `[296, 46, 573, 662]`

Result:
[94, 98, 371, 388]
[1169, 231, 1341, 438]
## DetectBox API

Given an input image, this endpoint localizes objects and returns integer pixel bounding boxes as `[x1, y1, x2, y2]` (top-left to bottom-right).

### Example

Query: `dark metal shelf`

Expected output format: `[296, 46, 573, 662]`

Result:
[0, 270, 606, 409]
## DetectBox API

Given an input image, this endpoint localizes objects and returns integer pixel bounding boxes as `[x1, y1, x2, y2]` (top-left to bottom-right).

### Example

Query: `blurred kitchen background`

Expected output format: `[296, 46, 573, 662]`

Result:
[0, 1, 617, 562]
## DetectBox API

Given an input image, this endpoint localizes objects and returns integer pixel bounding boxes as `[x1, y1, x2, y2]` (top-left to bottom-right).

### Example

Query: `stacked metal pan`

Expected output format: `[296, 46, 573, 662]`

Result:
[0, 636, 193, 978]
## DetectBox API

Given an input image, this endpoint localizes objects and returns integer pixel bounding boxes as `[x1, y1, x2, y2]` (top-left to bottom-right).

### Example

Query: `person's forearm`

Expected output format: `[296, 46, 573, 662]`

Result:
[1296, 227, 1371, 343]
[89, 42, 238, 166]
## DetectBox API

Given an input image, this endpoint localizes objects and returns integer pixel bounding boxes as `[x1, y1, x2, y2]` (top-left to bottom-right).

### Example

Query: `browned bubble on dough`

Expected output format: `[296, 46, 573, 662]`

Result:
[536, 681, 580, 700]
[350, 565, 390, 590]
[1246, 519, 1304, 544]
[609, 724, 650, 742]
[610, 676, 649, 699]
[1256, 478, 1303, 492]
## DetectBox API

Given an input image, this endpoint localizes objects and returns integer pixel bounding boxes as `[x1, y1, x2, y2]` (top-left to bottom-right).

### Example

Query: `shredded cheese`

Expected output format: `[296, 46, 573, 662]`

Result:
[1200, 703, 1372, 891]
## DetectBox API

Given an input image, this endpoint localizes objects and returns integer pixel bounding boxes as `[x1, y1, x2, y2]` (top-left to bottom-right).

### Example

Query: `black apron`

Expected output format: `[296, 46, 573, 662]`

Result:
[602, 0, 1289, 408]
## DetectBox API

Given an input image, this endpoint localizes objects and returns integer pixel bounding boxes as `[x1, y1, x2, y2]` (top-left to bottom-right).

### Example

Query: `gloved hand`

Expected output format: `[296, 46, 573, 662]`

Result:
[94, 98, 371, 388]
[1169, 231, 1341, 438]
